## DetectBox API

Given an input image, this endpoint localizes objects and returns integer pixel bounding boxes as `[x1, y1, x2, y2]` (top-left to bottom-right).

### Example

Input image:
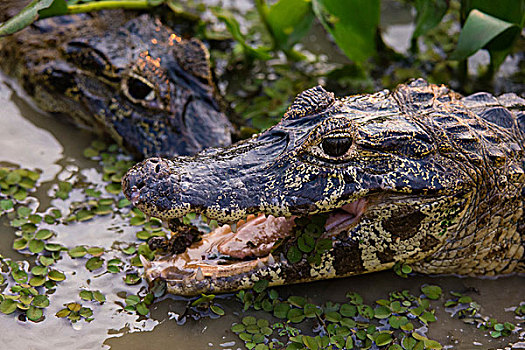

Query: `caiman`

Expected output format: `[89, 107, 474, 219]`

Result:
[0, 11, 232, 158]
[122, 79, 525, 296]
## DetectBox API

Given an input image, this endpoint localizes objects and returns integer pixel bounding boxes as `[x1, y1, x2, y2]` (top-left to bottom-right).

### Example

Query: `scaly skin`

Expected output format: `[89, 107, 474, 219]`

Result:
[123, 79, 525, 296]
[0, 11, 232, 158]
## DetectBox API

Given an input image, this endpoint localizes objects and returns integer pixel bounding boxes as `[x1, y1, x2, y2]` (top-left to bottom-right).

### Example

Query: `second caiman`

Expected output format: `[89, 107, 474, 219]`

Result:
[123, 79, 525, 296]
[0, 11, 232, 158]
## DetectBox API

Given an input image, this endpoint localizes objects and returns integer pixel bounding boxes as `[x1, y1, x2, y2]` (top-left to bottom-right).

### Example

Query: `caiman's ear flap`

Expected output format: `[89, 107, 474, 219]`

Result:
[174, 39, 213, 85]
[284, 85, 335, 120]
[62, 40, 117, 78]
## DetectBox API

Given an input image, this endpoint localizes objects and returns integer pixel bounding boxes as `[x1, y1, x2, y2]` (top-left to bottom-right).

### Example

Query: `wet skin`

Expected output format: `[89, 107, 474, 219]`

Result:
[0, 11, 232, 158]
[123, 79, 525, 296]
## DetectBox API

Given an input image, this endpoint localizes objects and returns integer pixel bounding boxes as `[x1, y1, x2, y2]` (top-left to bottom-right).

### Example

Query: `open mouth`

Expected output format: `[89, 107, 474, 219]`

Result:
[143, 198, 368, 284]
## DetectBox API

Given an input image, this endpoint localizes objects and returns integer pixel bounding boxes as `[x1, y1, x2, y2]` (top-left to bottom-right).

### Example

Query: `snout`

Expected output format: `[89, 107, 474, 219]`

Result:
[122, 157, 183, 217]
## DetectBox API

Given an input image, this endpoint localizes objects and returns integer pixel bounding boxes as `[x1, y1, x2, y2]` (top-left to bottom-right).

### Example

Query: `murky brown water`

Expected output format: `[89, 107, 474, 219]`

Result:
[1, 70, 524, 350]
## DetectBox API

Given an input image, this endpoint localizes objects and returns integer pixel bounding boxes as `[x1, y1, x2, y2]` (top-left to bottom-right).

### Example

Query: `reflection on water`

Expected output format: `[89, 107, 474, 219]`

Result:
[0, 78, 62, 182]
[0, 71, 523, 350]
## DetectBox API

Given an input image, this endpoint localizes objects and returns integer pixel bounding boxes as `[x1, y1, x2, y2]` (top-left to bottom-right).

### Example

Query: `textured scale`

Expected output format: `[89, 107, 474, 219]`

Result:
[123, 79, 525, 295]
[0, 11, 232, 158]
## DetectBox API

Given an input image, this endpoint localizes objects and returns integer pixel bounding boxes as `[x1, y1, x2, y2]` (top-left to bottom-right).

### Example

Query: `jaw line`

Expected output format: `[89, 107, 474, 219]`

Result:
[143, 197, 369, 285]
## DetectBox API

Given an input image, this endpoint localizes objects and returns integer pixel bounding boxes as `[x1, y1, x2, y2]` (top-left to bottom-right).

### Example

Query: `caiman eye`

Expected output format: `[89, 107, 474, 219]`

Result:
[321, 137, 352, 157]
[124, 76, 156, 102]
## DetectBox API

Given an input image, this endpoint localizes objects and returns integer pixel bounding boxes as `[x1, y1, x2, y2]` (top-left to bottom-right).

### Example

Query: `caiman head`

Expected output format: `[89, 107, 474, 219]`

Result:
[1, 13, 231, 157]
[123, 79, 525, 296]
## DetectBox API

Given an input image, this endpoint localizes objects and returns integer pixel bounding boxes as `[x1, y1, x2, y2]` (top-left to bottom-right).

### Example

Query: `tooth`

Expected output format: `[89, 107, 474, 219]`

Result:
[195, 267, 204, 281]
[256, 259, 265, 269]
[131, 192, 140, 206]
[139, 255, 152, 269]
[267, 253, 275, 265]
[230, 222, 237, 233]
[237, 219, 246, 227]
[246, 214, 256, 222]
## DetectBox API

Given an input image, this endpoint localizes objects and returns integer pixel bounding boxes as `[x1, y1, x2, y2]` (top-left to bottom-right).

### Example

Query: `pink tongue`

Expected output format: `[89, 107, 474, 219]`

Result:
[218, 214, 296, 259]
[324, 203, 356, 231]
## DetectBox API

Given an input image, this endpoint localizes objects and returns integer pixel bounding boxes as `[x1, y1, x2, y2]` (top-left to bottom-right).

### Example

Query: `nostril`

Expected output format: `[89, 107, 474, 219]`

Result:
[155, 164, 161, 173]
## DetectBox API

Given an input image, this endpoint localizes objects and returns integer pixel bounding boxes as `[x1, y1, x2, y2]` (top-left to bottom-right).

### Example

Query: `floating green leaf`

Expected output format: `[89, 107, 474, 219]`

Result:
[123, 273, 141, 285]
[421, 285, 442, 300]
[85, 257, 104, 272]
[374, 332, 393, 346]
[29, 239, 45, 254]
[287, 308, 305, 323]
[273, 302, 290, 319]
[48, 270, 66, 281]
[0, 199, 13, 211]
[0, 299, 18, 314]
[286, 245, 302, 264]
[44, 243, 63, 252]
[79, 290, 93, 301]
[32, 295, 49, 308]
[253, 279, 269, 293]
[136, 302, 149, 315]
[210, 305, 225, 316]
[68, 246, 87, 258]
[13, 238, 28, 251]
[26, 305, 43, 322]
[35, 229, 53, 240]
[87, 247, 104, 257]
[232, 323, 246, 333]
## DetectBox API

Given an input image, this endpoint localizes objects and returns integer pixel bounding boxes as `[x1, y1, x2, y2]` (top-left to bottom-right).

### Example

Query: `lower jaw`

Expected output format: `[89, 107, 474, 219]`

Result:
[142, 199, 368, 294]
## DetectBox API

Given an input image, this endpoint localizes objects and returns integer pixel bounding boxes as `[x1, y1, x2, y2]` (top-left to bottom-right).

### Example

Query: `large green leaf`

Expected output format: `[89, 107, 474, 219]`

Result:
[38, 0, 68, 18]
[312, 0, 380, 63]
[457, 0, 525, 70]
[449, 9, 519, 60]
[0, 0, 56, 36]
[266, 0, 314, 51]
[412, 0, 449, 38]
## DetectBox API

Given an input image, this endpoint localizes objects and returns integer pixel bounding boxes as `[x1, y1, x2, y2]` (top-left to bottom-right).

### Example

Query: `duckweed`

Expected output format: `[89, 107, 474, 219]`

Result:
[122, 292, 154, 316]
[56, 302, 94, 323]
[233, 285, 448, 349]
[0, 167, 40, 203]
[190, 293, 225, 316]
[444, 291, 518, 339]
[79, 290, 106, 304]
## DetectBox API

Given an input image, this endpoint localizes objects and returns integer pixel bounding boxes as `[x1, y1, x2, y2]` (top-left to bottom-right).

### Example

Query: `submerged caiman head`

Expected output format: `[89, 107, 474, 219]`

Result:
[123, 79, 525, 296]
[0, 12, 231, 157]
